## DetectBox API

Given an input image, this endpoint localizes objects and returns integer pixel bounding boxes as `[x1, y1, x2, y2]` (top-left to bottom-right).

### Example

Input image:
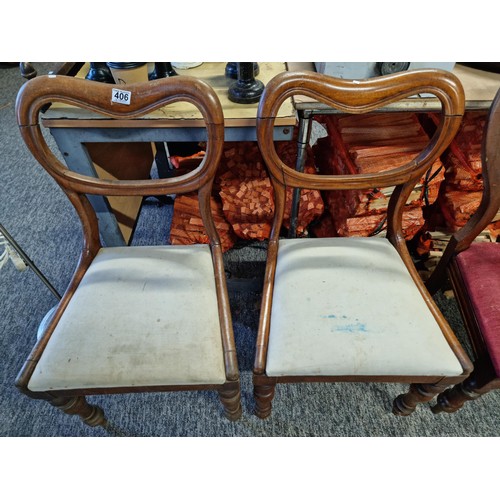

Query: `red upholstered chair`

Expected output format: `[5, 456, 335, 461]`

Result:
[427, 87, 500, 413]
[15, 74, 242, 428]
[253, 69, 473, 419]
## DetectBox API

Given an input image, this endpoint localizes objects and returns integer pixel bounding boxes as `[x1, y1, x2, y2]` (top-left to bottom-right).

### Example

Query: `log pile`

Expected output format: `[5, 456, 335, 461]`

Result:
[218, 141, 324, 240]
[169, 193, 237, 252]
[434, 112, 499, 238]
[169, 137, 324, 249]
[413, 112, 499, 261]
[312, 113, 445, 239]
[218, 143, 274, 240]
[276, 139, 325, 235]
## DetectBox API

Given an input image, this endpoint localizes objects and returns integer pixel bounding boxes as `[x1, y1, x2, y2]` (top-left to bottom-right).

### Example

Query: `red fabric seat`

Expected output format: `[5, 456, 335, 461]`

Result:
[428, 85, 500, 414]
[456, 242, 500, 376]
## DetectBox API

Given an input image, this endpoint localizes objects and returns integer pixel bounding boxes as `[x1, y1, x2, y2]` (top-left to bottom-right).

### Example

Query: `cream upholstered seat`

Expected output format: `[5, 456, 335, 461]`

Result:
[253, 69, 473, 419]
[266, 238, 462, 378]
[28, 246, 226, 391]
[15, 74, 241, 428]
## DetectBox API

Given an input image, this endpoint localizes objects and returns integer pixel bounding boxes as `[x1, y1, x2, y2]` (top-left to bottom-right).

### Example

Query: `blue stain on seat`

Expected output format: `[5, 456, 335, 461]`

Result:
[321, 314, 367, 333]
[336, 322, 367, 333]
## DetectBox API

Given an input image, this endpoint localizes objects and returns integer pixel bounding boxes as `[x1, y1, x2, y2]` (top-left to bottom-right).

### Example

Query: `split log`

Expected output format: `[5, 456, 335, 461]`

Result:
[218, 140, 324, 239]
[275, 140, 325, 234]
[417, 111, 499, 253]
[435, 112, 490, 231]
[312, 113, 442, 240]
[170, 193, 237, 252]
[218, 152, 274, 240]
[430, 112, 484, 192]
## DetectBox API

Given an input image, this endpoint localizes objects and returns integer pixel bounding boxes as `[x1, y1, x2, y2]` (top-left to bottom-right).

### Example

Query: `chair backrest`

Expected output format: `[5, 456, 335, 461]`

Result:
[16, 74, 225, 250]
[425, 86, 500, 293]
[449, 86, 500, 251]
[256, 69, 465, 242]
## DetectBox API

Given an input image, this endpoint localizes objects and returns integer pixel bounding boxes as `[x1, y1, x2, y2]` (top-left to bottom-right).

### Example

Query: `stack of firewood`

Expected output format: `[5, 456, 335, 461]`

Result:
[218, 141, 324, 240]
[218, 143, 275, 240]
[435, 111, 499, 239]
[312, 113, 445, 240]
[169, 137, 324, 249]
[276, 139, 325, 234]
[169, 193, 237, 252]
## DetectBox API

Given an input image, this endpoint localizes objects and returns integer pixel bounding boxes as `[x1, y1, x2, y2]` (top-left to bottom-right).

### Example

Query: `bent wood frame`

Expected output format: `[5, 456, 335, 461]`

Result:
[427, 87, 500, 293]
[15, 75, 240, 423]
[427, 87, 500, 413]
[253, 69, 473, 417]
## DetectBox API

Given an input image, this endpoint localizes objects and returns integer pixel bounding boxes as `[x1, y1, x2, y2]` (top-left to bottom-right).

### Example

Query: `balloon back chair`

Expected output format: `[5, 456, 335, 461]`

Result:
[427, 86, 500, 413]
[253, 69, 473, 418]
[15, 74, 241, 428]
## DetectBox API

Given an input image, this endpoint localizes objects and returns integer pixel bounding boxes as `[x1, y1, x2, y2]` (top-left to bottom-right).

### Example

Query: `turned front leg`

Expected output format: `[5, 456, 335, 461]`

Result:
[253, 380, 276, 419]
[218, 385, 242, 421]
[393, 382, 450, 416]
[50, 395, 107, 427]
[431, 375, 483, 414]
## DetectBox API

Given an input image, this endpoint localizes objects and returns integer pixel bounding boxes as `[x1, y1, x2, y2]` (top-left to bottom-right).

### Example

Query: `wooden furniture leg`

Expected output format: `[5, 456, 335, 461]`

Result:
[432, 359, 499, 413]
[50, 396, 107, 427]
[392, 381, 450, 416]
[217, 384, 243, 421]
[253, 380, 276, 419]
[431, 378, 481, 413]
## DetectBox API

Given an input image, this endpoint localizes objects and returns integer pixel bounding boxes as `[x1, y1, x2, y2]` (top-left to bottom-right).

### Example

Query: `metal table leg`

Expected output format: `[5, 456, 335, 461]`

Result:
[288, 110, 313, 238]
[0, 222, 61, 300]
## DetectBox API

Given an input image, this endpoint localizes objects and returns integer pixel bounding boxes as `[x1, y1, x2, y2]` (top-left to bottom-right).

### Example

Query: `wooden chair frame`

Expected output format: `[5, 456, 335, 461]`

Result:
[427, 87, 500, 413]
[253, 69, 473, 418]
[15, 74, 241, 427]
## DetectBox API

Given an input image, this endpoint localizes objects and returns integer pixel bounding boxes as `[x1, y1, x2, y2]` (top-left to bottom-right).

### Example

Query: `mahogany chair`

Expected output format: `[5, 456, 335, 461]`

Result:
[253, 69, 473, 418]
[427, 87, 500, 414]
[15, 74, 242, 428]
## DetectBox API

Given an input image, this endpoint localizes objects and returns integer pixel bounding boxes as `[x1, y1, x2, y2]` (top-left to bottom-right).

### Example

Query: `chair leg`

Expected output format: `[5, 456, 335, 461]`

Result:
[50, 395, 107, 427]
[392, 381, 449, 416]
[218, 385, 242, 421]
[431, 381, 480, 414]
[432, 358, 500, 413]
[431, 371, 486, 414]
[253, 381, 276, 419]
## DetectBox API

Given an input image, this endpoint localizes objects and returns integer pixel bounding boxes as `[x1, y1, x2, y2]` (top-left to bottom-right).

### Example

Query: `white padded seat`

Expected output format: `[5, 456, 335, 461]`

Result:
[28, 245, 227, 391]
[266, 237, 463, 377]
